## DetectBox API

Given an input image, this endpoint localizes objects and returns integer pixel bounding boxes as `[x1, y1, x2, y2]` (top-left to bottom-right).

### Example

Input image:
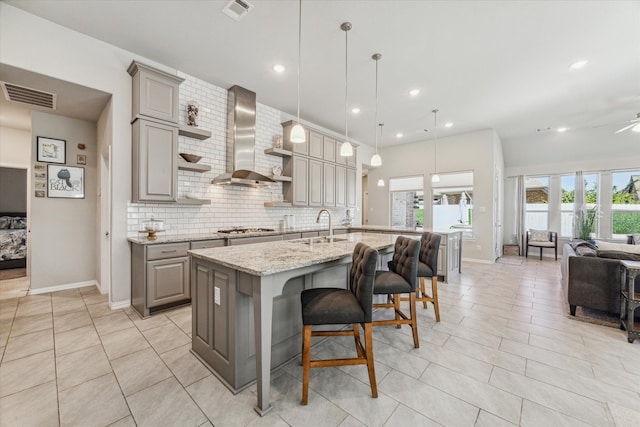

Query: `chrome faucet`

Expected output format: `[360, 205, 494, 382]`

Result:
[316, 209, 333, 242]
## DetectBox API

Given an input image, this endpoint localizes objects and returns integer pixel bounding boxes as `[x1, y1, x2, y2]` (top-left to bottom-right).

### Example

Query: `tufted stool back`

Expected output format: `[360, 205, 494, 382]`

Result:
[350, 242, 379, 323]
[390, 236, 420, 291]
[420, 232, 441, 272]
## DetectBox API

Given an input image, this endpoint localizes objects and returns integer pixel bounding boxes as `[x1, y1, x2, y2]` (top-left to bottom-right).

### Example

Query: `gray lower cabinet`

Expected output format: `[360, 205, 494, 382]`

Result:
[131, 242, 190, 317]
[132, 118, 178, 203]
[226, 235, 283, 246]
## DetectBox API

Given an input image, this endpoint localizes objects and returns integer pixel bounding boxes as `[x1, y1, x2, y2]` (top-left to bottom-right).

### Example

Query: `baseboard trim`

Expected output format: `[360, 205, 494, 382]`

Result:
[109, 300, 130, 310]
[29, 280, 98, 295]
[463, 257, 494, 264]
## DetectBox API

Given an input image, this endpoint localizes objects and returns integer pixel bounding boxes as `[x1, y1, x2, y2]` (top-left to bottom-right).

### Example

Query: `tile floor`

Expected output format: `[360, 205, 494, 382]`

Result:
[1, 257, 639, 427]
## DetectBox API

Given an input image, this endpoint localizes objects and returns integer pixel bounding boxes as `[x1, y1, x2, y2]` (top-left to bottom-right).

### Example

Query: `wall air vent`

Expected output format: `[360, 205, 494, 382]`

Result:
[222, 0, 254, 21]
[1, 81, 57, 110]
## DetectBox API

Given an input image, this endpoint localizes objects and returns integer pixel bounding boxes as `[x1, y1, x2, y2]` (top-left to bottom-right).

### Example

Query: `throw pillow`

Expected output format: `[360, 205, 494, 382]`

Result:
[575, 246, 597, 257]
[529, 229, 549, 242]
[596, 250, 640, 262]
[595, 240, 640, 255]
[571, 239, 597, 251]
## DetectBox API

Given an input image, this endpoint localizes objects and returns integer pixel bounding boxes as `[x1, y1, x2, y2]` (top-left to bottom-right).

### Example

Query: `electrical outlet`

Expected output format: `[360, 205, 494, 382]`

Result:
[214, 287, 221, 305]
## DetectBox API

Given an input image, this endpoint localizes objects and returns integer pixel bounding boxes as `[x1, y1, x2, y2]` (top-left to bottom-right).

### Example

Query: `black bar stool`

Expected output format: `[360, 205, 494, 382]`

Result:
[416, 232, 442, 321]
[300, 242, 379, 405]
[372, 236, 421, 348]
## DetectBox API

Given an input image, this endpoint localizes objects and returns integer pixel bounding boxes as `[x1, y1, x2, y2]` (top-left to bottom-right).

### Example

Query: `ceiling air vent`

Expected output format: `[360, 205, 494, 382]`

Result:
[1, 81, 57, 110]
[222, 0, 254, 21]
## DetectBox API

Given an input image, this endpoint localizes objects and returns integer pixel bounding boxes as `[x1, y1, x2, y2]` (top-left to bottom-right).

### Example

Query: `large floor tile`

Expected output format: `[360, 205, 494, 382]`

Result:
[101, 326, 150, 360]
[53, 309, 93, 333]
[8, 312, 52, 337]
[520, 399, 592, 427]
[159, 344, 211, 387]
[93, 311, 135, 336]
[127, 377, 206, 427]
[14, 297, 51, 318]
[56, 344, 112, 391]
[0, 380, 58, 427]
[141, 322, 190, 354]
[54, 324, 101, 356]
[0, 350, 55, 397]
[59, 373, 130, 426]
[382, 404, 440, 427]
[111, 347, 172, 396]
[2, 328, 53, 362]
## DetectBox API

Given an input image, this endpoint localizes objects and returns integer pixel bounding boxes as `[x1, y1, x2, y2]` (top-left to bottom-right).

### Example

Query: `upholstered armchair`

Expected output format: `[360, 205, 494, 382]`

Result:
[525, 230, 558, 260]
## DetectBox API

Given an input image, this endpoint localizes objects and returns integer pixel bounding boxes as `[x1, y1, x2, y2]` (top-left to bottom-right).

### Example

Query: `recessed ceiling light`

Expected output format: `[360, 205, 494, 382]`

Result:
[273, 64, 285, 73]
[409, 89, 420, 97]
[396, 132, 403, 138]
[569, 60, 588, 70]
[444, 122, 453, 128]
[557, 127, 569, 133]
[351, 107, 360, 114]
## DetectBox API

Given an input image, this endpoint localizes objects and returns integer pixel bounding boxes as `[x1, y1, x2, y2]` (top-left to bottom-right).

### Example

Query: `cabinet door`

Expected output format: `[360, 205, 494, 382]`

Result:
[146, 256, 189, 307]
[347, 147, 358, 168]
[132, 119, 178, 202]
[335, 166, 347, 207]
[346, 167, 357, 207]
[309, 159, 323, 207]
[323, 137, 336, 162]
[291, 156, 309, 206]
[129, 62, 183, 124]
[336, 142, 347, 165]
[309, 131, 324, 159]
[323, 162, 336, 207]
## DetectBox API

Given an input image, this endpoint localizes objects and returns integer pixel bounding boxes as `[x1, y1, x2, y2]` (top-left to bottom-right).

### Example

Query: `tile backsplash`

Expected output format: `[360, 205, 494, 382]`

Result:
[127, 73, 352, 236]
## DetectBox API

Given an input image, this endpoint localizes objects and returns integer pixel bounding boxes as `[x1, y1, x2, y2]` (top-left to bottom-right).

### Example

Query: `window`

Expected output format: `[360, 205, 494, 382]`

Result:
[611, 170, 640, 237]
[525, 176, 549, 230]
[389, 176, 424, 229]
[432, 171, 474, 237]
[560, 173, 598, 237]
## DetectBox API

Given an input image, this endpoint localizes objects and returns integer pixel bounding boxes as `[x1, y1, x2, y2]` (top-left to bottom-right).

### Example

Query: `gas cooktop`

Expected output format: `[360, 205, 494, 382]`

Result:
[217, 227, 275, 234]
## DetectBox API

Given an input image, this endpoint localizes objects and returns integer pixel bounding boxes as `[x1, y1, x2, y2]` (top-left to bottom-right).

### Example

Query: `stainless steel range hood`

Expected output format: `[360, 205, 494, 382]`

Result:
[212, 85, 275, 188]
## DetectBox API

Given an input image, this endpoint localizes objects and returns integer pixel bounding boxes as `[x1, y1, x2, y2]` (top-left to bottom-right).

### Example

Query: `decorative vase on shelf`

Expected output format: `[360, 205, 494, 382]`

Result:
[187, 102, 199, 127]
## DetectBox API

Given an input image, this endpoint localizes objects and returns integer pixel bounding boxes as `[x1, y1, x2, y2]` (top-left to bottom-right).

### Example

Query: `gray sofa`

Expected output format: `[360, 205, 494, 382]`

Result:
[561, 237, 639, 318]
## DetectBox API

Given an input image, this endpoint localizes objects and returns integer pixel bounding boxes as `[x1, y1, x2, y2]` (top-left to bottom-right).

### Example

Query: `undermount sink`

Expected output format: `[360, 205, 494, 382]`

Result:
[290, 236, 348, 245]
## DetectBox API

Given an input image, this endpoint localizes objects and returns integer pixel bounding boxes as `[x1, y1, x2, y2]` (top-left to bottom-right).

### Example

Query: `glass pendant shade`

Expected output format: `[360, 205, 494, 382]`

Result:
[370, 153, 382, 166]
[340, 141, 353, 156]
[377, 178, 385, 187]
[431, 173, 440, 183]
[290, 123, 306, 143]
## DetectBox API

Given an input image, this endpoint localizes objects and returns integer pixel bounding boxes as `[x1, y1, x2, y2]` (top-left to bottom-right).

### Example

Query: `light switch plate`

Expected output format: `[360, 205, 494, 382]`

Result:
[214, 286, 221, 305]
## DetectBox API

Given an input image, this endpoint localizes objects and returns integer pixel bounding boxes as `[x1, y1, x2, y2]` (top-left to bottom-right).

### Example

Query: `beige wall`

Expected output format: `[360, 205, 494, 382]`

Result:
[0, 125, 31, 167]
[30, 112, 97, 289]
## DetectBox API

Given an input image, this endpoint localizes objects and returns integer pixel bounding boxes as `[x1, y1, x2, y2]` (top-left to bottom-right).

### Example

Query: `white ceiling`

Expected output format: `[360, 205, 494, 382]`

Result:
[3, 0, 640, 148]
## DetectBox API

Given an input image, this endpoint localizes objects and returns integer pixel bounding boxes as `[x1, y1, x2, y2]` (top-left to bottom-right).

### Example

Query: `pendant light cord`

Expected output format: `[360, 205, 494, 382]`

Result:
[344, 27, 349, 143]
[296, 0, 302, 122]
[374, 56, 379, 154]
[433, 109, 438, 174]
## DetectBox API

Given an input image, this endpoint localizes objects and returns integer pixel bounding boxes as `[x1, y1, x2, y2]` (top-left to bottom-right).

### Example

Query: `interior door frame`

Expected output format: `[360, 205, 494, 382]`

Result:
[0, 163, 30, 277]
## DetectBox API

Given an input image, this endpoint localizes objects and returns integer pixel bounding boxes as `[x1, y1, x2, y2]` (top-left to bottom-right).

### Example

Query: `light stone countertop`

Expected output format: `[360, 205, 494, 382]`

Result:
[188, 232, 410, 276]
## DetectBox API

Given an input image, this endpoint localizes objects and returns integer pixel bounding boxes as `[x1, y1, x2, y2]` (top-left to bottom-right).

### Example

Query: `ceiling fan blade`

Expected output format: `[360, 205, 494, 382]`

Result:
[615, 122, 637, 133]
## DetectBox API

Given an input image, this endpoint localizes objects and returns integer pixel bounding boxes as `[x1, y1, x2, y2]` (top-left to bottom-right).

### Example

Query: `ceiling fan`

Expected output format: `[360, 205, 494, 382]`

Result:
[615, 112, 640, 134]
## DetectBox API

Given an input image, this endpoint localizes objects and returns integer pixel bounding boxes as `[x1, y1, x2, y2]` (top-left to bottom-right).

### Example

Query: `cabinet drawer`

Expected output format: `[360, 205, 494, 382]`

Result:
[191, 240, 225, 250]
[147, 243, 189, 260]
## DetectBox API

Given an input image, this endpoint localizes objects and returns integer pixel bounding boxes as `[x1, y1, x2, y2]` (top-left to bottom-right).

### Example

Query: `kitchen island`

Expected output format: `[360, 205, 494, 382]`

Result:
[188, 232, 401, 415]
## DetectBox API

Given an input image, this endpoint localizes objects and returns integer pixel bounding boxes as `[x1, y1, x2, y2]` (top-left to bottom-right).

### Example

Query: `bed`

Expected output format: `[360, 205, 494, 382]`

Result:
[0, 212, 27, 270]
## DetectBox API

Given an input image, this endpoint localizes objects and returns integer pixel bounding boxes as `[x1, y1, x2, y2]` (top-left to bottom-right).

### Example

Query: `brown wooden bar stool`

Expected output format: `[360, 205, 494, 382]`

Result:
[372, 236, 421, 348]
[300, 242, 379, 405]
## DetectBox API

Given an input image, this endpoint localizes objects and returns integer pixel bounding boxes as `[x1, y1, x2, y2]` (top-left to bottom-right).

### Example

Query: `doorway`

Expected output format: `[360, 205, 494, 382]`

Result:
[0, 166, 29, 296]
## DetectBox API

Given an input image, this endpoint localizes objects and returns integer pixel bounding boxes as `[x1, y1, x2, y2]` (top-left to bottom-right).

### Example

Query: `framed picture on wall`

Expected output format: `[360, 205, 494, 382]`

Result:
[37, 136, 66, 164]
[47, 165, 84, 199]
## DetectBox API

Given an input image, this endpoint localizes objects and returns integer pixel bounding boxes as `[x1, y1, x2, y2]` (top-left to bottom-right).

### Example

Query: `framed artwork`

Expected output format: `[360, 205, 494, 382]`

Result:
[47, 165, 84, 199]
[37, 137, 66, 164]
[76, 154, 87, 165]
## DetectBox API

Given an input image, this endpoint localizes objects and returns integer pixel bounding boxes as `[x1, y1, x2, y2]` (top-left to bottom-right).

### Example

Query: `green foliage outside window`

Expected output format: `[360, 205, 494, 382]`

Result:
[613, 213, 640, 234]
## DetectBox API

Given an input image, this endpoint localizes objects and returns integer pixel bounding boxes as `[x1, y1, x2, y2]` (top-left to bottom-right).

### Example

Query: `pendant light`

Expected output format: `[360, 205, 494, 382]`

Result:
[370, 53, 382, 167]
[339, 22, 354, 157]
[377, 123, 385, 186]
[431, 108, 440, 183]
[290, 0, 306, 143]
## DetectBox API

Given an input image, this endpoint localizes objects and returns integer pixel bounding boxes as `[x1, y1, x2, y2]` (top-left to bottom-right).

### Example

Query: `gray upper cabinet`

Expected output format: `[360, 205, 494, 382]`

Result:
[128, 61, 184, 125]
[309, 131, 324, 159]
[323, 137, 336, 162]
[336, 166, 346, 207]
[346, 167, 357, 207]
[347, 147, 358, 168]
[132, 118, 178, 202]
[336, 142, 347, 165]
[323, 162, 336, 207]
[309, 159, 323, 206]
[289, 156, 308, 206]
